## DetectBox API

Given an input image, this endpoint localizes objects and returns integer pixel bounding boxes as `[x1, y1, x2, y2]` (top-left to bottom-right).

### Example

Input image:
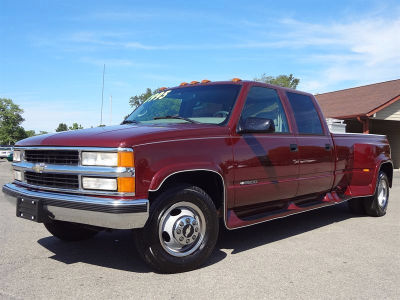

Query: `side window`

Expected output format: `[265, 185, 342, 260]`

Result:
[240, 87, 289, 133]
[286, 92, 324, 135]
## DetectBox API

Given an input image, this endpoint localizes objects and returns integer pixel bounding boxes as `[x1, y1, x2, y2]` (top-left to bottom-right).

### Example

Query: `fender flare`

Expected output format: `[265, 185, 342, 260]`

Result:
[147, 164, 229, 228]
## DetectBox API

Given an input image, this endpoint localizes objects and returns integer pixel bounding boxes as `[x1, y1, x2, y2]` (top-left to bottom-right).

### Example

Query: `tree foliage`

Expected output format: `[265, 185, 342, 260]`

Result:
[68, 123, 84, 130]
[0, 98, 27, 145]
[129, 88, 159, 108]
[254, 74, 300, 89]
[25, 130, 36, 137]
[56, 123, 68, 132]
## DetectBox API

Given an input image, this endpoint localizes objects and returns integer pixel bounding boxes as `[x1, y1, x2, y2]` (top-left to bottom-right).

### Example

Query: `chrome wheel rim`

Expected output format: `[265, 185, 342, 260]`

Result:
[377, 178, 388, 207]
[158, 202, 206, 257]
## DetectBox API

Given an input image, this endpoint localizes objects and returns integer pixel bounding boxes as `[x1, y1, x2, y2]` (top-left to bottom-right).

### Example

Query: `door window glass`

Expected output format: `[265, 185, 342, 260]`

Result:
[286, 92, 324, 134]
[240, 87, 289, 133]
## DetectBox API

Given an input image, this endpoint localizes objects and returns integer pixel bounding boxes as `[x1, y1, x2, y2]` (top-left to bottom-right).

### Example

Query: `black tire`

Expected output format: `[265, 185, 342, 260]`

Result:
[133, 185, 219, 273]
[44, 220, 99, 241]
[363, 172, 389, 217]
[348, 198, 366, 215]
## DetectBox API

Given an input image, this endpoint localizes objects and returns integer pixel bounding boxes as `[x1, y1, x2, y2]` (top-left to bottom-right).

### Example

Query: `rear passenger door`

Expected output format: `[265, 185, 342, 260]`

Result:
[285, 92, 335, 197]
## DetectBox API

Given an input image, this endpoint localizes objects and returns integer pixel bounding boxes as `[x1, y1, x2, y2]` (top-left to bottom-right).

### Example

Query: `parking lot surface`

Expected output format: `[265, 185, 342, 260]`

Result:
[0, 160, 399, 299]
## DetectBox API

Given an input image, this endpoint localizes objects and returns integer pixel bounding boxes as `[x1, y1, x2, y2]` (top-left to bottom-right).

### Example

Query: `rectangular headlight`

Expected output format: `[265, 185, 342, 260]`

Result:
[13, 150, 22, 162]
[14, 170, 22, 181]
[82, 152, 118, 167]
[82, 177, 117, 191]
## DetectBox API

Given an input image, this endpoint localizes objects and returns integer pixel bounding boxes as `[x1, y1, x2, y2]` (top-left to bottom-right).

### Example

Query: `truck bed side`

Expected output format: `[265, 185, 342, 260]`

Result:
[331, 133, 392, 197]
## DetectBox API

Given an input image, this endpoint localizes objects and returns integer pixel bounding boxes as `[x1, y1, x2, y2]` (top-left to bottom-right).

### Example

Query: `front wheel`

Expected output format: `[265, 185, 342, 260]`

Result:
[133, 185, 219, 273]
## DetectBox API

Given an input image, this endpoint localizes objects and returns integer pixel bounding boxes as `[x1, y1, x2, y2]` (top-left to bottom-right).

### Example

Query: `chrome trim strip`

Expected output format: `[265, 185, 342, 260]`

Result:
[14, 146, 133, 152]
[148, 169, 229, 230]
[13, 161, 135, 177]
[2, 183, 148, 229]
[15, 181, 135, 197]
[133, 136, 230, 148]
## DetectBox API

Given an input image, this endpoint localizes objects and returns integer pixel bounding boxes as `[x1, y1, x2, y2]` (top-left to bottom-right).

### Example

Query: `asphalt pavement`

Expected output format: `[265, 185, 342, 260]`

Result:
[0, 160, 399, 299]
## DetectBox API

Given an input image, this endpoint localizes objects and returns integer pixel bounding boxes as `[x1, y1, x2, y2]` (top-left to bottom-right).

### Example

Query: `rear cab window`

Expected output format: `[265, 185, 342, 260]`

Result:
[286, 92, 324, 135]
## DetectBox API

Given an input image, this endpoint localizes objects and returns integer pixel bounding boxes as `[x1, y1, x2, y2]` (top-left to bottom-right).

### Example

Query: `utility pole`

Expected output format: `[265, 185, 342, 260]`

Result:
[110, 95, 112, 125]
[100, 64, 105, 126]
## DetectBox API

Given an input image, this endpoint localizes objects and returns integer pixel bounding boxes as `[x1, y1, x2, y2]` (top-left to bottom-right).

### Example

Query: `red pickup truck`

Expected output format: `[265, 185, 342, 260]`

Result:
[3, 79, 393, 273]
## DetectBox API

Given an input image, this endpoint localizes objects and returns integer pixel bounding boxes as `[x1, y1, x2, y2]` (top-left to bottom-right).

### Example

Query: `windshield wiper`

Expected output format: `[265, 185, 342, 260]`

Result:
[153, 116, 199, 124]
[121, 119, 140, 125]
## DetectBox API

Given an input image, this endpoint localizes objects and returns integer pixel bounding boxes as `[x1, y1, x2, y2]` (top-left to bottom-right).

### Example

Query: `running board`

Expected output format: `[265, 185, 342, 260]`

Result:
[226, 191, 347, 229]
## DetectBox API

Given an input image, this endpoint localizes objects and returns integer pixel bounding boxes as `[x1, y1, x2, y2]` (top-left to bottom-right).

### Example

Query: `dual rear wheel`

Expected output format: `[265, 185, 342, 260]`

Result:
[348, 171, 389, 216]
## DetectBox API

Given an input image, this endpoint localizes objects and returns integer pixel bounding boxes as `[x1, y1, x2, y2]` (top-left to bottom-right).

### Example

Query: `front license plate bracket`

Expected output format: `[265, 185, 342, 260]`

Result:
[16, 197, 47, 223]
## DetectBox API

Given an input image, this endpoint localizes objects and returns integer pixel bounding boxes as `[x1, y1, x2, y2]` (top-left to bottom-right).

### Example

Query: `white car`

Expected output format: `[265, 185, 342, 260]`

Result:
[0, 147, 13, 159]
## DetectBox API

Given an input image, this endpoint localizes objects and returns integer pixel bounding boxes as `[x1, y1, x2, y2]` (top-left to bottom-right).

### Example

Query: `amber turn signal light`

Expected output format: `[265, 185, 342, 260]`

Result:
[118, 152, 134, 167]
[118, 177, 135, 193]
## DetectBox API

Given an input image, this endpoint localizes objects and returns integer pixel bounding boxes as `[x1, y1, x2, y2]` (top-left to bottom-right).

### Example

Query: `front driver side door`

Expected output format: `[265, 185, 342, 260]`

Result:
[233, 86, 299, 208]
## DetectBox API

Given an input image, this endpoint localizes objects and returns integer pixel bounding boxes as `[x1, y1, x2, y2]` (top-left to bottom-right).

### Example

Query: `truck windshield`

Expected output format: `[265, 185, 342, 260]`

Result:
[124, 84, 241, 125]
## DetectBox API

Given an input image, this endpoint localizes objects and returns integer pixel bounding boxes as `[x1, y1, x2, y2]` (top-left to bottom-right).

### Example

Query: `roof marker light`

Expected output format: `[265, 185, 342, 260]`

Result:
[190, 81, 199, 84]
[201, 79, 211, 84]
[159, 87, 167, 91]
[232, 78, 242, 82]
[180, 82, 188, 86]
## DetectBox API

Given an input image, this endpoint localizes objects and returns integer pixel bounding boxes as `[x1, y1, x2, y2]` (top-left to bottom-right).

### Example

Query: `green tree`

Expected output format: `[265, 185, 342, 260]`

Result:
[38, 131, 49, 135]
[254, 74, 300, 89]
[56, 123, 68, 132]
[68, 123, 84, 130]
[25, 130, 36, 137]
[0, 98, 27, 145]
[129, 88, 159, 108]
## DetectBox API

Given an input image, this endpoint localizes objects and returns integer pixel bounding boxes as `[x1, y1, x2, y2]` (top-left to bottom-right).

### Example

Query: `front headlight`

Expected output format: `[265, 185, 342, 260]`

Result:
[14, 170, 22, 181]
[82, 152, 118, 167]
[81, 151, 134, 167]
[82, 177, 117, 191]
[13, 150, 22, 162]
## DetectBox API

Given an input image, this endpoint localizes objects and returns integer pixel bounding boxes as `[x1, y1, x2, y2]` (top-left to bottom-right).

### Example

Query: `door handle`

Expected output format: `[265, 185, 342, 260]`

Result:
[290, 144, 298, 152]
[325, 144, 332, 151]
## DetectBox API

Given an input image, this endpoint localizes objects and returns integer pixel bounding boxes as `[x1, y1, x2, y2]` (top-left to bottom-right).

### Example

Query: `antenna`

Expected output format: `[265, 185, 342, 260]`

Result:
[110, 95, 112, 125]
[100, 64, 105, 125]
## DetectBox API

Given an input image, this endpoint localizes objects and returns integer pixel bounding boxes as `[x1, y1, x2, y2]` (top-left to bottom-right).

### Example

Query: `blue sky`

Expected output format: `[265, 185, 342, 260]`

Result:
[1, 0, 399, 132]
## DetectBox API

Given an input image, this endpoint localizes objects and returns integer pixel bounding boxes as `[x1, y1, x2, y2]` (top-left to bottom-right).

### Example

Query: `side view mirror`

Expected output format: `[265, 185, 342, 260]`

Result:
[238, 117, 275, 134]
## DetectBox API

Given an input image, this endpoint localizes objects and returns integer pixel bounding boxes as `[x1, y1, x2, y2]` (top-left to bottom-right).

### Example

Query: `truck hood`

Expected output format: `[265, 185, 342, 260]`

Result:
[16, 124, 230, 148]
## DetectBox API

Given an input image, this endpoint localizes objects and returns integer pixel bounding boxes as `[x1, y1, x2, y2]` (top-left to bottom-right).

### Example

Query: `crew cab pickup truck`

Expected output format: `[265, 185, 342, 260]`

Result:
[2, 79, 393, 273]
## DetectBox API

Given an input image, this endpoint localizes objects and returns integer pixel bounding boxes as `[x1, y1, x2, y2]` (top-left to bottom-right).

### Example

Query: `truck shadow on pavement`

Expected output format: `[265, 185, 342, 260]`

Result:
[37, 203, 360, 273]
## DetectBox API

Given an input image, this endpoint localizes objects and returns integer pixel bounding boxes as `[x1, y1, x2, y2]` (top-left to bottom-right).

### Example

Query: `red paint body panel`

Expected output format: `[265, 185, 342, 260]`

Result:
[15, 81, 393, 230]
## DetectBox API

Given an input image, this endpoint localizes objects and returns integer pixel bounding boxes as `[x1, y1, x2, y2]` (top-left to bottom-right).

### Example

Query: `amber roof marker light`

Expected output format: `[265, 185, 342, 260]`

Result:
[201, 79, 211, 84]
[231, 78, 242, 82]
[190, 81, 199, 85]
[179, 82, 188, 86]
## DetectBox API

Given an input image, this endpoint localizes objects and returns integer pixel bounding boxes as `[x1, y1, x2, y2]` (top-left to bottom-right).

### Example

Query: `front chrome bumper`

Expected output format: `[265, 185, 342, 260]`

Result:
[2, 183, 149, 229]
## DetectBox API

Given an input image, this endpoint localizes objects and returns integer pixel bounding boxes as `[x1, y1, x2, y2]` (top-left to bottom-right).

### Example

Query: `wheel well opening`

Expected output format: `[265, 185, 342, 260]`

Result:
[148, 171, 224, 211]
[380, 162, 393, 188]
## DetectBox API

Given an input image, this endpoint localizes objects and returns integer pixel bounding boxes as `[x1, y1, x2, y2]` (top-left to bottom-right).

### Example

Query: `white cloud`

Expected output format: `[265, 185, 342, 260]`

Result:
[274, 16, 400, 93]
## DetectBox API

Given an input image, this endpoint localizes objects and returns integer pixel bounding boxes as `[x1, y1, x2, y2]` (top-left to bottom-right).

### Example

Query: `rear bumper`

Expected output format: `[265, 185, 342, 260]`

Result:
[2, 183, 149, 229]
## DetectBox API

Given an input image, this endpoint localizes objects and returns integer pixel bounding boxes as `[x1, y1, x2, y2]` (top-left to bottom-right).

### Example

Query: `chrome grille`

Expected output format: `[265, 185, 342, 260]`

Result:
[25, 171, 79, 189]
[25, 150, 79, 165]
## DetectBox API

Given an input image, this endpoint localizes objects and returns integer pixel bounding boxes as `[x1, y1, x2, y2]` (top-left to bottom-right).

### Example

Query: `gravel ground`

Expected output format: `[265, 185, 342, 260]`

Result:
[0, 160, 399, 299]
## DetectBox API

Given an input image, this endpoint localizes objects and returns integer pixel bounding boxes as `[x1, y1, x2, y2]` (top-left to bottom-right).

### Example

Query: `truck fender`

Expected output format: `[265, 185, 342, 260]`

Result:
[148, 162, 224, 192]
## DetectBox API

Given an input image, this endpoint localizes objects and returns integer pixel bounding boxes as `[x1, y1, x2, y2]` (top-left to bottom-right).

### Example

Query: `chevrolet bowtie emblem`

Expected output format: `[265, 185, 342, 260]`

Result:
[32, 163, 46, 173]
